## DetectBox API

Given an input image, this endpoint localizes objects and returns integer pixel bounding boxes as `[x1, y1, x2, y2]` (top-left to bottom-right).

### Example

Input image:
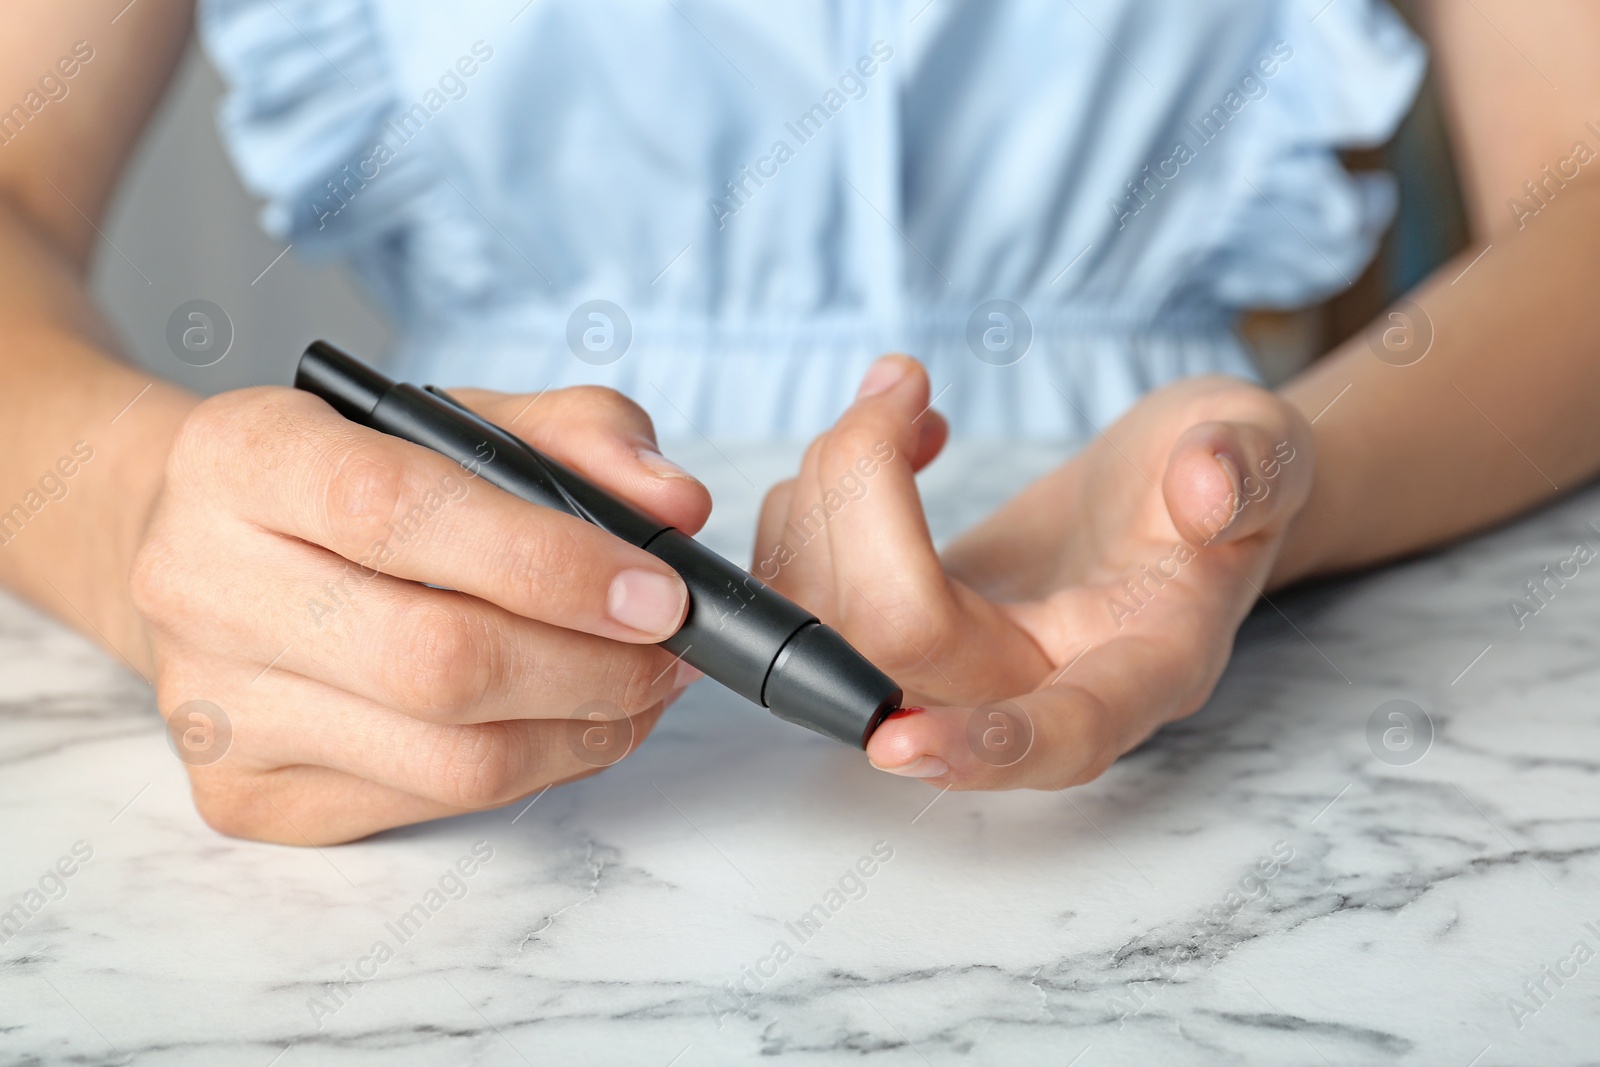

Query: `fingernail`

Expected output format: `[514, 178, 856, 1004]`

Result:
[1215, 452, 1244, 525]
[607, 569, 687, 638]
[856, 356, 909, 400]
[637, 447, 697, 481]
[674, 660, 704, 689]
[870, 755, 949, 778]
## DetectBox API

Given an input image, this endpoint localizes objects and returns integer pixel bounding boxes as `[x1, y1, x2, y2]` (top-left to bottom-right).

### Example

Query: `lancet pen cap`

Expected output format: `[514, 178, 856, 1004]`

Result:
[296, 341, 392, 422]
[763, 622, 903, 748]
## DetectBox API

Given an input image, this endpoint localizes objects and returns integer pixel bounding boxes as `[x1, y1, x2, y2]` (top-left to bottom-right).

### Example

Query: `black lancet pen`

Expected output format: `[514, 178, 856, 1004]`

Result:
[294, 341, 903, 748]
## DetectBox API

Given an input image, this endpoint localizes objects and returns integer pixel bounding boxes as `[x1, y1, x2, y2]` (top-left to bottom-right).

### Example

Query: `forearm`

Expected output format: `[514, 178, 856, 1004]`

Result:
[1272, 175, 1600, 588]
[0, 193, 195, 674]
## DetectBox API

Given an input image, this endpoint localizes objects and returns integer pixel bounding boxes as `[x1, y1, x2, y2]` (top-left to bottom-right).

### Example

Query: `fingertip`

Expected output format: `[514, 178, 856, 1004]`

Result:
[1165, 416, 1308, 546]
[630, 442, 713, 534]
[854, 354, 929, 408]
[635, 445, 697, 483]
[856, 354, 915, 400]
[866, 719, 929, 772]
[911, 410, 949, 472]
[830, 356, 932, 477]
[605, 566, 690, 642]
[866, 704, 960, 782]
[1164, 423, 1245, 546]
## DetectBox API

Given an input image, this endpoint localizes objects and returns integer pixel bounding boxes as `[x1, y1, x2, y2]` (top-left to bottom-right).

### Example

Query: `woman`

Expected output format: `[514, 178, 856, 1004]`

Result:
[0, 0, 1595, 841]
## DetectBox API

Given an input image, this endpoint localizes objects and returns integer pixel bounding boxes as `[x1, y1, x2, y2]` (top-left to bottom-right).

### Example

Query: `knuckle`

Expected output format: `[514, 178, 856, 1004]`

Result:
[323, 443, 409, 547]
[500, 519, 586, 614]
[562, 384, 649, 425]
[169, 388, 302, 483]
[165, 394, 236, 485]
[1049, 691, 1120, 789]
[607, 649, 672, 717]
[799, 431, 828, 474]
[390, 606, 498, 719]
[819, 422, 892, 477]
[430, 723, 530, 808]
[538, 385, 655, 444]
[129, 534, 187, 625]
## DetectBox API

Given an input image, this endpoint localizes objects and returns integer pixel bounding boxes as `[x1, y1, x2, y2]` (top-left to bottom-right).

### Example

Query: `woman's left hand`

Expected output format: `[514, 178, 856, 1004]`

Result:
[754, 355, 1314, 789]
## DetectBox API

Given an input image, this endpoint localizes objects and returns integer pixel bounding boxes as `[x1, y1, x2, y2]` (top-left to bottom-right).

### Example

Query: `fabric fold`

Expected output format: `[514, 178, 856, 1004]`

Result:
[1200, 0, 1427, 308]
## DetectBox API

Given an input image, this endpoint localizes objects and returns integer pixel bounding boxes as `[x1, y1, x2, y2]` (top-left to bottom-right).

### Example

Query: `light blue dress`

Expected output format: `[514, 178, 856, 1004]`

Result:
[200, 0, 1424, 439]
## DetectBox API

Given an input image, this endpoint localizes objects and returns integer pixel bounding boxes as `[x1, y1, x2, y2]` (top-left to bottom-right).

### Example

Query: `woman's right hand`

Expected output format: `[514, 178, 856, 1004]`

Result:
[130, 384, 710, 844]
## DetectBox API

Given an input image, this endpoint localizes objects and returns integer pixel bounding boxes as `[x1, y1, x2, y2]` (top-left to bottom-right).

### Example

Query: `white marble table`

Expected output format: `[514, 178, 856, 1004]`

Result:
[4, 441, 1599, 1066]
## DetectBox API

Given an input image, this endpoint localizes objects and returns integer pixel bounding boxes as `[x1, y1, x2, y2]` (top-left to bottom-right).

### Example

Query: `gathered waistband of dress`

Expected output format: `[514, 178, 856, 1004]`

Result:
[395, 303, 1237, 352]
[384, 305, 1257, 441]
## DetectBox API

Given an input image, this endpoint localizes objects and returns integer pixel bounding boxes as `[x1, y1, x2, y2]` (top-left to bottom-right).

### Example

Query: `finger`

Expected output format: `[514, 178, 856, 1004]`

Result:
[165, 662, 670, 814]
[795, 354, 948, 602]
[865, 634, 1188, 791]
[910, 409, 949, 473]
[787, 355, 1049, 697]
[183, 388, 690, 643]
[188, 763, 464, 845]
[1163, 420, 1312, 547]
[455, 386, 713, 536]
[247, 668, 669, 806]
[764, 392, 946, 594]
[754, 477, 797, 575]
[761, 434, 841, 609]
[268, 559, 694, 726]
[163, 530, 692, 724]
[146, 514, 692, 723]
[298, 581, 691, 725]
[187, 763, 604, 845]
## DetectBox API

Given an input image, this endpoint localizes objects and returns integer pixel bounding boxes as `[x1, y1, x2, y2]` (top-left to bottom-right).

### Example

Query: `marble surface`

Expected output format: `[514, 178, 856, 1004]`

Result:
[4, 440, 1600, 1066]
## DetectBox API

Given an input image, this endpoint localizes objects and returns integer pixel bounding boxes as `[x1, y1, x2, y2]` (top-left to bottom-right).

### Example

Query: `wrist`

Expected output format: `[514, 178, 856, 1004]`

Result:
[0, 342, 196, 678]
[1267, 371, 1361, 591]
[102, 382, 197, 677]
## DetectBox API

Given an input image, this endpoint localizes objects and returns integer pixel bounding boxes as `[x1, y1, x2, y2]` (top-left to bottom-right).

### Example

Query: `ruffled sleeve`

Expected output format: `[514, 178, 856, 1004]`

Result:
[198, 0, 437, 256]
[1200, 0, 1427, 309]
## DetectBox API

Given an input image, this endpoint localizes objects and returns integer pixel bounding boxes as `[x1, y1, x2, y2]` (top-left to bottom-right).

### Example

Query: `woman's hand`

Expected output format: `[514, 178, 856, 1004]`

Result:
[132, 384, 709, 844]
[755, 356, 1314, 789]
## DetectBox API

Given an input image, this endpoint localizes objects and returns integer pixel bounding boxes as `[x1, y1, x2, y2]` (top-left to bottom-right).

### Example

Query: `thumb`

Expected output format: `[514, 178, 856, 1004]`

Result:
[1162, 419, 1311, 547]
